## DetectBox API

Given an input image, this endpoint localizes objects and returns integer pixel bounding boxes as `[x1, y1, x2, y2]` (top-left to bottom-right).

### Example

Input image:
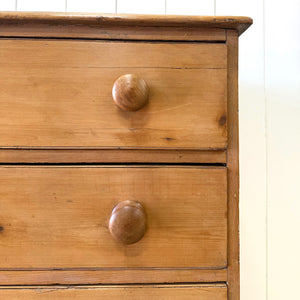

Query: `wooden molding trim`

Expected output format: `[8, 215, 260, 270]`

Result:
[0, 12, 252, 39]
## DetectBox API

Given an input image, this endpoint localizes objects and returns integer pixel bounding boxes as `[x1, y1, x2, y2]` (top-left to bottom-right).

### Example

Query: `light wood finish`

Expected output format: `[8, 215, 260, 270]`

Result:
[0, 13, 253, 299]
[109, 200, 147, 244]
[0, 12, 252, 40]
[227, 30, 240, 300]
[0, 284, 227, 300]
[0, 149, 227, 164]
[0, 39, 227, 69]
[0, 12, 251, 32]
[0, 25, 227, 42]
[0, 269, 227, 285]
[0, 39, 227, 150]
[0, 166, 227, 269]
[112, 74, 149, 111]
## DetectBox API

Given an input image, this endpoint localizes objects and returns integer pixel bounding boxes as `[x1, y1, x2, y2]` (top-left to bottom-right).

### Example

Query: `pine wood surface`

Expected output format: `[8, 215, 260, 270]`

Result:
[0, 269, 227, 285]
[0, 25, 227, 42]
[0, 166, 227, 269]
[0, 149, 227, 163]
[0, 284, 227, 299]
[227, 30, 240, 300]
[0, 12, 252, 38]
[0, 39, 227, 150]
[0, 12, 253, 298]
[112, 74, 149, 111]
[109, 200, 147, 245]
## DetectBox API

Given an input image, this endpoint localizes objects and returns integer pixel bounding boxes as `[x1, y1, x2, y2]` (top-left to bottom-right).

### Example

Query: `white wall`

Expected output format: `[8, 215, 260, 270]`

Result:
[1, 1, 299, 299]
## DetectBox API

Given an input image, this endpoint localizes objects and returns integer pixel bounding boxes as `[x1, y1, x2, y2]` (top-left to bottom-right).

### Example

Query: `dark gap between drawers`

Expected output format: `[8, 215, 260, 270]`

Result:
[0, 36, 227, 44]
[0, 282, 227, 287]
[0, 162, 226, 167]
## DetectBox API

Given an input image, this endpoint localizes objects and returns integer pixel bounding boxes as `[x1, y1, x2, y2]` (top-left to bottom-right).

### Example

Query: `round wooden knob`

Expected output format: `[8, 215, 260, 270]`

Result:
[112, 74, 149, 111]
[109, 200, 146, 245]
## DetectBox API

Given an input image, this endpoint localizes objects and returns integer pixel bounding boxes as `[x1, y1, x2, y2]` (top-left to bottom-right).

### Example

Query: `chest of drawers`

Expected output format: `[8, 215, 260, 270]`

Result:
[0, 12, 251, 299]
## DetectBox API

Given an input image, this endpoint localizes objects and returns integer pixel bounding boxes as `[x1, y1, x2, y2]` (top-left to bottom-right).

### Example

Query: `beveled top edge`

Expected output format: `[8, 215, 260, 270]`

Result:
[0, 12, 252, 36]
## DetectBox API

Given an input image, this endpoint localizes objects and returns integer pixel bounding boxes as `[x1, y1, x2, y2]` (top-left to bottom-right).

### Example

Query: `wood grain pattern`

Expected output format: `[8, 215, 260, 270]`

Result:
[0, 12, 252, 38]
[0, 166, 227, 269]
[0, 39, 227, 150]
[109, 200, 147, 244]
[227, 30, 240, 300]
[0, 13, 252, 298]
[0, 269, 227, 285]
[0, 39, 226, 69]
[0, 284, 227, 299]
[0, 25, 227, 41]
[0, 149, 227, 163]
[112, 74, 149, 111]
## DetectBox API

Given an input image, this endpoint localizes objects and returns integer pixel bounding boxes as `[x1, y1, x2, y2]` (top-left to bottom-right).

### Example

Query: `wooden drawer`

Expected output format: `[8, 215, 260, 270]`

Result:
[0, 166, 227, 269]
[0, 12, 254, 299]
[0, 39, 227, 150]
[0, 284, 227, 299]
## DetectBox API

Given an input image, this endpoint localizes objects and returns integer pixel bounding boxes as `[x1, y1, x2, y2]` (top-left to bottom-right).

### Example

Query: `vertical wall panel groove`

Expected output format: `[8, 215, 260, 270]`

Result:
[214, 0, 216, 15]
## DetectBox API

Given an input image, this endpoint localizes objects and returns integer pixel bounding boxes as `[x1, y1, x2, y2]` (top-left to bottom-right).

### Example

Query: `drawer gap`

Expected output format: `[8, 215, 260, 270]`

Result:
[0, 162, 226, 167]
[0, 36, 227, 44]
[0, 282, 228, 287]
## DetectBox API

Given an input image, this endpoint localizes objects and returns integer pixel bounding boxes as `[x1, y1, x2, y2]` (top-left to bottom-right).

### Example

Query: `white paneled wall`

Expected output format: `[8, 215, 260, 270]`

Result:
[166, 0, 214, 15]
[0, 0, 16, 10]
[67, 0, 116, 13]
[117, 0, 165, 14]
[2, 1, 300, 299]
[17, 0, 65, 12]
[265, 1, 300, 299]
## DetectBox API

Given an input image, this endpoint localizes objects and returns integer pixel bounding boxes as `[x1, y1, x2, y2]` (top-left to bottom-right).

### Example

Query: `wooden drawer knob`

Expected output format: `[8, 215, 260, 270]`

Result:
[112, 74, 149, 111]
[109, 200, 146, 245]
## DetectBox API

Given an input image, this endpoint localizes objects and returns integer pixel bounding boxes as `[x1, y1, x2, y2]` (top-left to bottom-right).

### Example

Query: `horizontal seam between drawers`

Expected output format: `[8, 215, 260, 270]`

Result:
[3, 66, 227, 70]
[0, 267, 228, 271]
[0, 284, 228, 289]
[0, 147, 227, 150]
[0, 36, 227, 43]
[0, 164, 227, 168]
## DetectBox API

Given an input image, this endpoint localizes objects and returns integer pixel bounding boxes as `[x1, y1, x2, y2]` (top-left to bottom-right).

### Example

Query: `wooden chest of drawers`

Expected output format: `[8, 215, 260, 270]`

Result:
[0, 12, 252, 299]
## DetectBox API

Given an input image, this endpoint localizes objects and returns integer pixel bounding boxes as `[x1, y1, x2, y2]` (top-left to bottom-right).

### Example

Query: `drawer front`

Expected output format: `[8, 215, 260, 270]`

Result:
[0, 285, 227, 299]
[0, 39, 227, 149]
[0, 166, 227, 269]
